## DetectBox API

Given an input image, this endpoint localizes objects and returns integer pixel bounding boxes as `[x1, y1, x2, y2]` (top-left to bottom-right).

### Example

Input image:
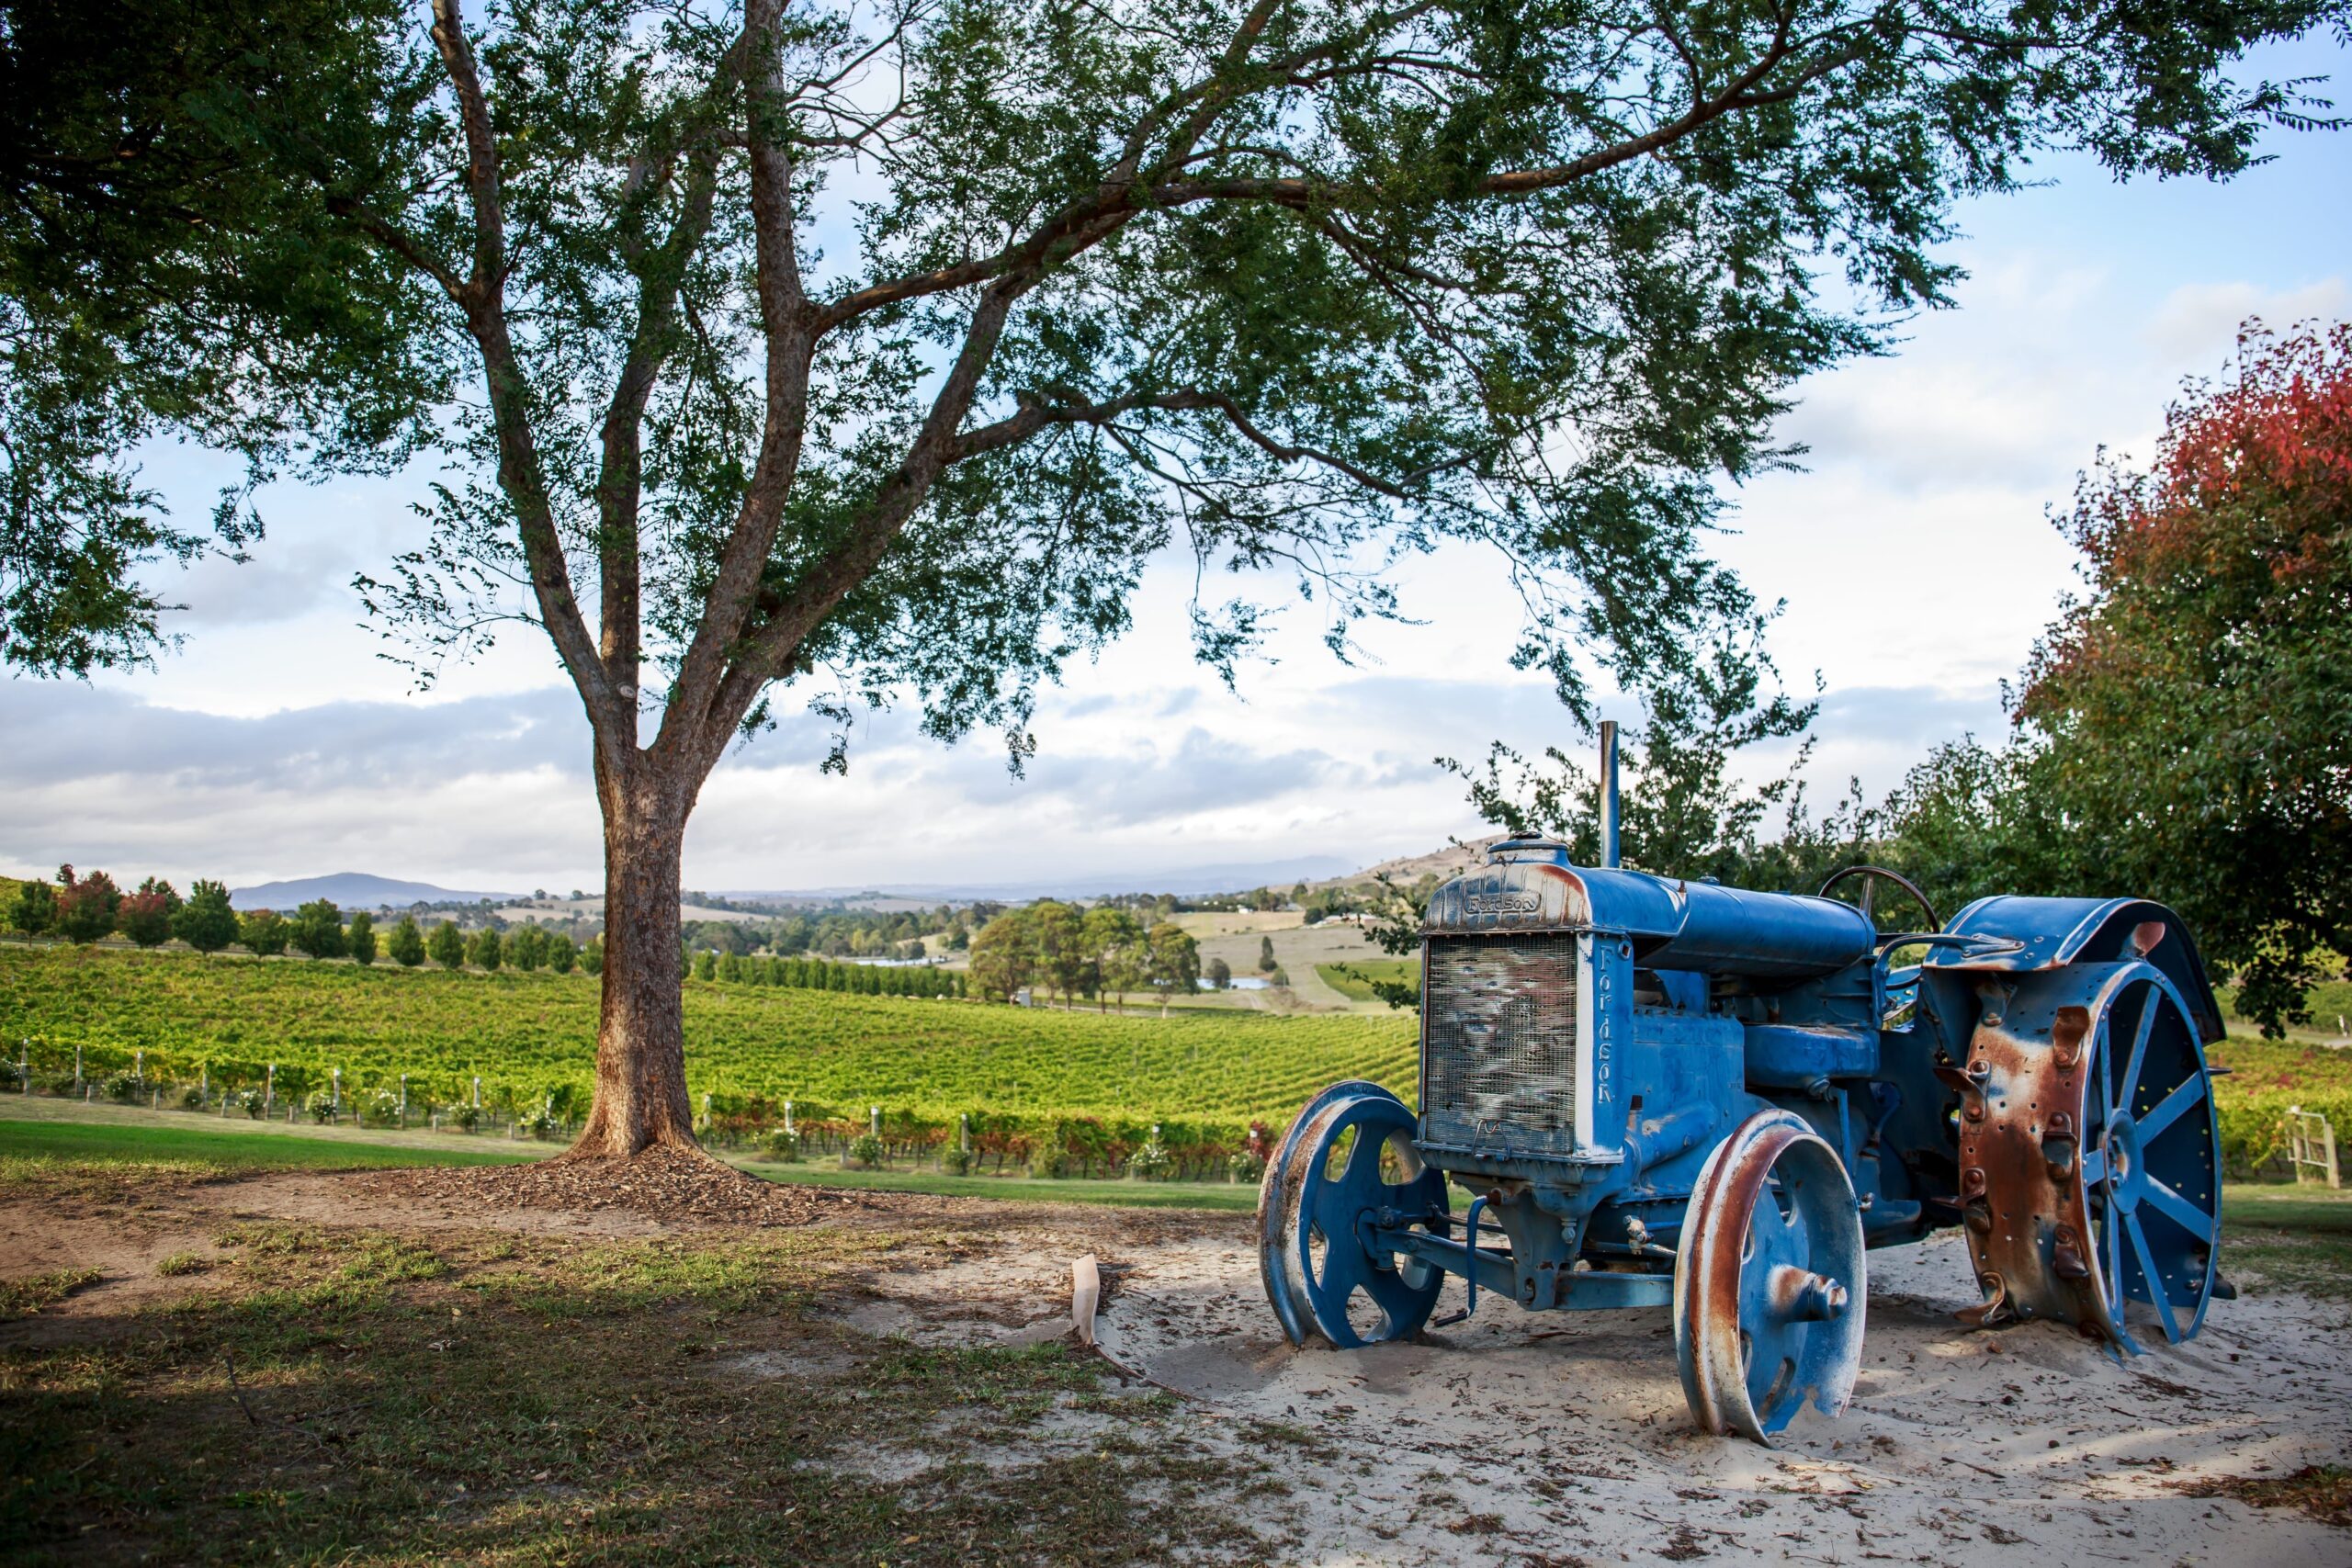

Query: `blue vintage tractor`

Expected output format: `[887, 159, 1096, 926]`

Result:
[1259, 724, 2229, 1442]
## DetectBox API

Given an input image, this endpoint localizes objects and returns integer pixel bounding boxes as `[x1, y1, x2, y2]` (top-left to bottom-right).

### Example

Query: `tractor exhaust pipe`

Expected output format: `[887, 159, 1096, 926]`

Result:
[1599, 719, 1621, 869]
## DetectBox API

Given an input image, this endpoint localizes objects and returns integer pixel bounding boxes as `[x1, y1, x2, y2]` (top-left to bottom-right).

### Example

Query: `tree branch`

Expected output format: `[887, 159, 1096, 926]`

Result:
[427, 0, 622, 737]
[661, 0, 823, 761]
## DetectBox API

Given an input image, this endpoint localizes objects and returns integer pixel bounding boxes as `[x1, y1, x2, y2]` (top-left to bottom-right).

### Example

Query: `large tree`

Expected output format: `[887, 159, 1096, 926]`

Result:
[6, 0, 2342, 1155]
[2016, 321, 2352, 1031]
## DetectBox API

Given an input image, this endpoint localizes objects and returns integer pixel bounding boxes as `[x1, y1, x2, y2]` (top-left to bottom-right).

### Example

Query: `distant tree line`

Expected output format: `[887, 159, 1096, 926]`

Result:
[4, 867, 602, 976]
[689, 950, 964, 999]
[966, 901, 1200, 1012]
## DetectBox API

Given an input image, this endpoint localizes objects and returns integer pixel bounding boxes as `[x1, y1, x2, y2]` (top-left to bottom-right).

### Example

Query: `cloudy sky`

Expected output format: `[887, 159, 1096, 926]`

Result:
[6, 34, 2349, 897]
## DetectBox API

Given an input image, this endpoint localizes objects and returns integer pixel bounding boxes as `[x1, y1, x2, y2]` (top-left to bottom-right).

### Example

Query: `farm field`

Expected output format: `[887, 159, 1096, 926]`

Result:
[6, 943, 2347, 1177]
[0, 945, 1416, 1135]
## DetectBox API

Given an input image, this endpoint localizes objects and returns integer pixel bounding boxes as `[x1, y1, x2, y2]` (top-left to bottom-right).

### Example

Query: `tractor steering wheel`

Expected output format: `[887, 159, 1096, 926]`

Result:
[1816, 863, 1941, 934]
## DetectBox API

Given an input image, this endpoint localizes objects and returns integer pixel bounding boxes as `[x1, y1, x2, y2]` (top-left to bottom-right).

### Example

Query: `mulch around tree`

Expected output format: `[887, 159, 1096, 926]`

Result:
[366, 1143, 880, 1227]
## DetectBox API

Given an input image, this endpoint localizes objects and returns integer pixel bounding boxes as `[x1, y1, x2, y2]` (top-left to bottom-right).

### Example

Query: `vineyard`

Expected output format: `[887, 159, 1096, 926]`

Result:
[0, 945, 1416, 1143]
[2, 944, 2344, 1179]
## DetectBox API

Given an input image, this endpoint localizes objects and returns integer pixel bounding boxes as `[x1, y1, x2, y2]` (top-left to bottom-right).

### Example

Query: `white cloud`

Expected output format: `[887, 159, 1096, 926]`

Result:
[2145, 278, 2351, 367]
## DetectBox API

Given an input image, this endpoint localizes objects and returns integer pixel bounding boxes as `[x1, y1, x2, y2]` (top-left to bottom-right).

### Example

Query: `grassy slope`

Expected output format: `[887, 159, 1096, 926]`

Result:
[0, 1098, 1258, 1210]
[0, 1113, 545, 1172]
[2, 945, 1414, 1129]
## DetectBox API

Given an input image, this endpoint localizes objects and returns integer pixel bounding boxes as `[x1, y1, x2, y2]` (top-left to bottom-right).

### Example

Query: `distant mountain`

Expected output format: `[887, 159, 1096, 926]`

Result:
[230, 874, 519, 911]
[1314, 836, 1505, 889]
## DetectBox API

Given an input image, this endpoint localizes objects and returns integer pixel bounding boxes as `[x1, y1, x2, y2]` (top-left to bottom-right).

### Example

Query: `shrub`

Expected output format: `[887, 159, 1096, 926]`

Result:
[102, 1072, 140, 1103]
[346, 911, 377, 966]
[387, 914, 426, 967]
[174, 881, 239, 953]
[1126, 1134, 1173, 1181]
[57, 866, 122, 943]
[451, 1103, 481, 1132]
[291, 899, 347, 960]
[239, 908, 291, 957]
[763, 1129, 802, 1162]
[508, 924, 548, 972]
[304, 1091, 338, 1124]
[581, 937, 604, 976]
[179, 1085, 206, 1109]
[942, 1146, 975, 1176]
[156, 1252, 209, 1277]
[548, 932, 577, 975]
[516, 1100, 564, 1140]
[117, 891, 174, 948]
[428, 920, 466, 969]
[466, 928, 503, 972]
[361, 1089, 404, 1128]
[848, 1133, 885, 1169]
[1228, 1149, 1267, 1183]
[10, 879, 56, 937]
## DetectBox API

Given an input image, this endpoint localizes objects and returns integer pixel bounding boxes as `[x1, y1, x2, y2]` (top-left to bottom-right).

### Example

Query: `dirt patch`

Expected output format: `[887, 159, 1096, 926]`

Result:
[363, 1144, 881, 1226]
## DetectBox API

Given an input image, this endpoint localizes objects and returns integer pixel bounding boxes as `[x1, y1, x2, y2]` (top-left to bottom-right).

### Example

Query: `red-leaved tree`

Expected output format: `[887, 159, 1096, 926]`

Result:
[2019, 321, 2352, 1031]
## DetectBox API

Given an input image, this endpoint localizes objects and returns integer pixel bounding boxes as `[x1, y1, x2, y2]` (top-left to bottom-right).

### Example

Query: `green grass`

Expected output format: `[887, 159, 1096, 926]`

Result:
[1315, 957, 1419, 1002]
[0, 1113, 544, 1173]
[0, 1167, 1278, 1565]
[2221, 1182, 2352, 1302]
[2, 944, 1414, 1135]
[732, 1158, 1261, 1211]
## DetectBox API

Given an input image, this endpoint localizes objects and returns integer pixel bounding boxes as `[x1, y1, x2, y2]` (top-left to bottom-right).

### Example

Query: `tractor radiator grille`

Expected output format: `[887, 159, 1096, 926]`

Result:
[1421, 933, 1579, 1151]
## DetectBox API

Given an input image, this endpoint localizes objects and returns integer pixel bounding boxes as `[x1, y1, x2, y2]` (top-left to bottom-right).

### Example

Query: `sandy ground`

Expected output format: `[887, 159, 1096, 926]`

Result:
[6, 1173, 2347, 1565]
[857, 1220, 2352, 1566]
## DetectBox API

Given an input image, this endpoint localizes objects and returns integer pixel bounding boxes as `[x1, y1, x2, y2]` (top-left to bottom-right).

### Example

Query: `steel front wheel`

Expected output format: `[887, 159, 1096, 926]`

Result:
[1674, 1111, 1868, 1443]
[1258, 1082, 1450, 1348]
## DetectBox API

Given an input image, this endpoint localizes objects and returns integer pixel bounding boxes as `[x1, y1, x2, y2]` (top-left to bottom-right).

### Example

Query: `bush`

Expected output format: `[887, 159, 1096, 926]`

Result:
[10, 879, 56, 938]
[451, 1103, 481, 1132]
[102, 1072, 140, 1103]
[848, 1133, 885, 1168]
[291, 899, 347, 960]
[361, 1089, 404, 1128]
[1126, 1134, 1173, 1180]
[346, 911, 377, 966]
[1228, 1149, 1266, 1183]
[179, 1085, 206, 1109]
[387, 915, 426, 967]
[57, 867, 122, 943]
[516, 1100, 564, 1139]
[239, 908, 291, 957]
[428, 920, 466, 970]
[117, 891, 174, 948]
[174, 881, 240, 953]
[763, 1129, 803, 1162]
[942, 1145, 975, 1175]
[548, 932, 577, 975]
[304, 1091, 338, 1124]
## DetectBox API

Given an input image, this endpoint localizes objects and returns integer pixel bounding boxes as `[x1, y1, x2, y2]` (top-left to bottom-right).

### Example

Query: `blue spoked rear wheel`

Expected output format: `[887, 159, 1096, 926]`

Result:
[1675, 1110, 1868, 1443]
[1258, 1082, 1451, 1348]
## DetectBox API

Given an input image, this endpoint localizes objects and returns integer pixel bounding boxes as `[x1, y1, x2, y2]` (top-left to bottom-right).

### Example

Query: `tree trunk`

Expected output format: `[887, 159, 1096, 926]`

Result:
[571, 765, 700, 1157]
